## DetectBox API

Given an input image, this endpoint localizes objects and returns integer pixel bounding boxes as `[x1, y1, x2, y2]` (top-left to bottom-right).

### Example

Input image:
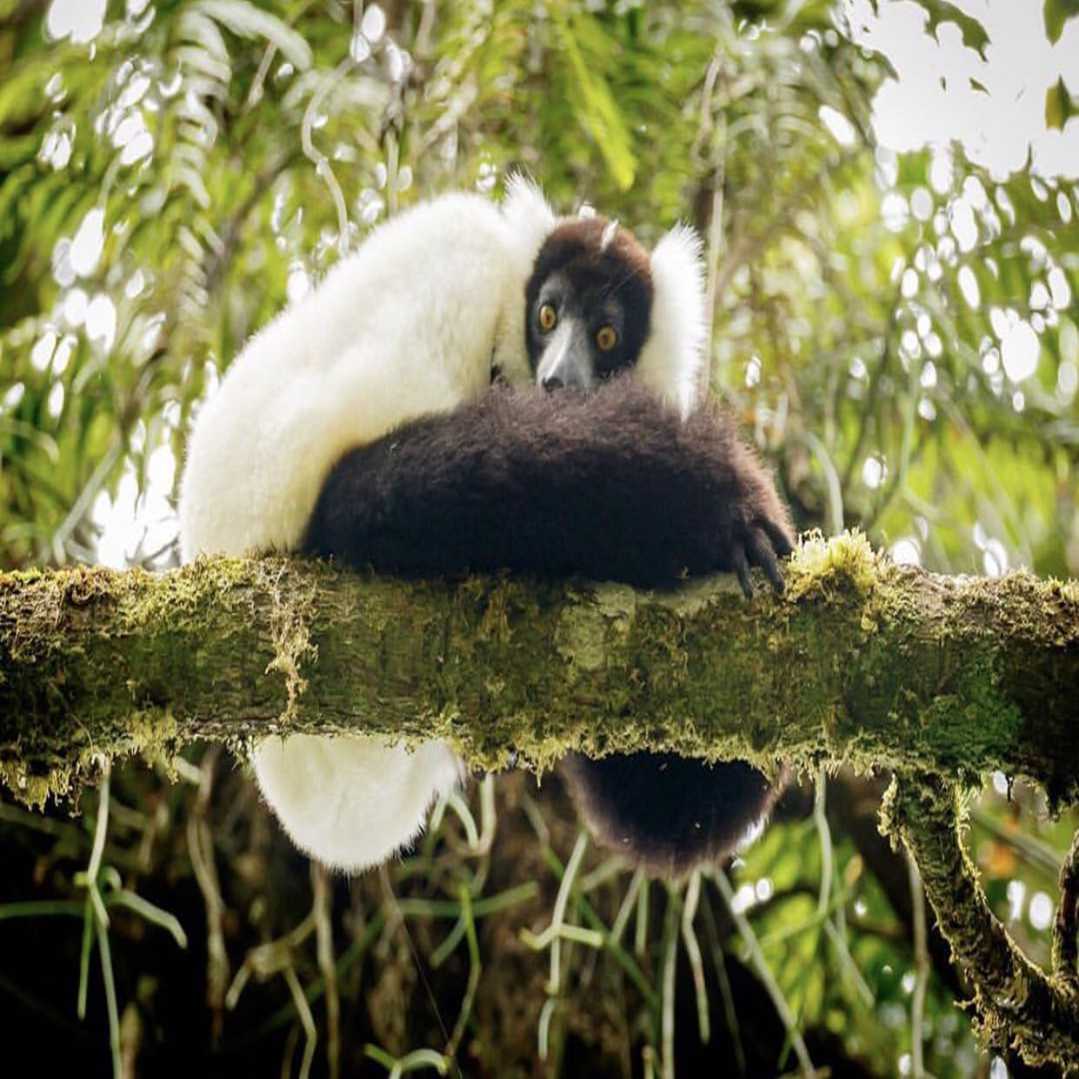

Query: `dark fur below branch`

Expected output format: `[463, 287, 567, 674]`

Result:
[560, 753, 780, 875]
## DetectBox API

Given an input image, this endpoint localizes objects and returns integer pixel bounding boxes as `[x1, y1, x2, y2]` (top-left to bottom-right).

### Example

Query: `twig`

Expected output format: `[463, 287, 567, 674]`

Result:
[840, 273, 905, 494]
[520, 831, 593, 994]
[611, 868, 645, 945]
[700, 891, 747, 1075]
[301, 60, 355, 256]
[712, 868, 815, 1077]
[660, 888, 679, 1079]
[1054, 828, 1079, 993]
[283, 965, 317, 1079]
[680, 871, 711, 1045]
[444, 885, 480, 1063]
[908, 853, 929, 1079]
[186, 750, 229, 1040]
[814, 768, 832, 919]
[312, 863, 340, 1079]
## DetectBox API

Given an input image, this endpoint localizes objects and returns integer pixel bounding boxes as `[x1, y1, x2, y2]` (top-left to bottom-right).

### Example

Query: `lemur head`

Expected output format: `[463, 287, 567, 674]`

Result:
[525, 218, 653, 393]
[500, 176, 708, 417]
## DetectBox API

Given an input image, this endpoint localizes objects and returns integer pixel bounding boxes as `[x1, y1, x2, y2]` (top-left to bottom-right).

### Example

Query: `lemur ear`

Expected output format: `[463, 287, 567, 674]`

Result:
[501, 172, 557, 265]
[637, 224, 708, 418]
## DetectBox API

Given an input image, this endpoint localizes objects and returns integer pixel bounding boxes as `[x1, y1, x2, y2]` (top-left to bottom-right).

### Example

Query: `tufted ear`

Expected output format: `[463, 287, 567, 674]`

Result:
[501, 172, 557, 266]
[636, 223, 708, 418]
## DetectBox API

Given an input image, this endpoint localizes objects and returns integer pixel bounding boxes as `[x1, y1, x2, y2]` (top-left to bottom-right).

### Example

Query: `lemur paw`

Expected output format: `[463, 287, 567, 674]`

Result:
[730, 513, 795, 599]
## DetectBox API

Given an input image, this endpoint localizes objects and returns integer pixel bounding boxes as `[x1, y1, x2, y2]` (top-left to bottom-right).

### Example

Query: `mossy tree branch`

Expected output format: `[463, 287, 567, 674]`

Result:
[1, 533, 1077, 808]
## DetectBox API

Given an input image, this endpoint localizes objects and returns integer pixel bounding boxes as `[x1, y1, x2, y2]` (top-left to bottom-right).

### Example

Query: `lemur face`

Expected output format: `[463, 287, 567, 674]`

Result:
[525, 217, 654, 392]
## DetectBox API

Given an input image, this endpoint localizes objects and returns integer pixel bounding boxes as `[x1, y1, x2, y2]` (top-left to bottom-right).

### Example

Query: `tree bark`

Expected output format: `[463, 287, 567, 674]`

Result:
[1, 533, 1077, 811]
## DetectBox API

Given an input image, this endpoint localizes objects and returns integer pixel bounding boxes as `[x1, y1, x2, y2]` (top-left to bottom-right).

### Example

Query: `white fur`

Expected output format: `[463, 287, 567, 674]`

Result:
[636, 224, 707, 417]
[180, 187, 550, 873]
[251, 734, 463, 871]
[179, 182, 706, 873]
[180, 191, 541, 560]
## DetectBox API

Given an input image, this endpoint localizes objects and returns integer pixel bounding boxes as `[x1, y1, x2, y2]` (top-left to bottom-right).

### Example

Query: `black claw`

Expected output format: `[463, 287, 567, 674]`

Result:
[763, 519, 795, 558]
[748, 527, 784, 594]
[732, 544, 753, 599]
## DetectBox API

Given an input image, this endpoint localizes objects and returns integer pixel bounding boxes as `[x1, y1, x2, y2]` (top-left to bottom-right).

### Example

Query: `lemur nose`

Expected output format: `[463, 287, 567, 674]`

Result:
[542, 376, 564, 392]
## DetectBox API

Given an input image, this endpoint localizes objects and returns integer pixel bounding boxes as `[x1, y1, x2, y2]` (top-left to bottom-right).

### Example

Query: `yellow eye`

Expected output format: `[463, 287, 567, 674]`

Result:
[539, 303, 557, 332]
[596, 325, 618, 351]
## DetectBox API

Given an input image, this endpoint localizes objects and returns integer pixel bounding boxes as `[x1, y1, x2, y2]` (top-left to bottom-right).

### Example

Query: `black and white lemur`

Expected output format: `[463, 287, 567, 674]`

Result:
[179, 178, 794, 877]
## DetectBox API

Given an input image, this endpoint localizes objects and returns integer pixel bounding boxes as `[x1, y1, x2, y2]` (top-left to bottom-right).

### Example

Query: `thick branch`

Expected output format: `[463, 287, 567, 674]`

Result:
[0, 534, 1077, 810]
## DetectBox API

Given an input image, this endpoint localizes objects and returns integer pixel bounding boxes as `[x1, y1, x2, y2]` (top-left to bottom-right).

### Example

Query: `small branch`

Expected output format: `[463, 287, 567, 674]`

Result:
[712, 868, 815, 1077]
[839, 272, 905, 495]
[301, 61, 355, 256]
[187, 749, 229, 1042]
[907, 853, 929, 1079]
[882, 774, 1079, 1068]
[1054, 828, 1079, 994]
[312, 863, 340, 1079]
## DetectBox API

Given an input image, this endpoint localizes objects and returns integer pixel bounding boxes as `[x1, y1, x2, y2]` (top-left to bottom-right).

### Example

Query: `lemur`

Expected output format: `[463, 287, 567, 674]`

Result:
[179, 179, 793, 877]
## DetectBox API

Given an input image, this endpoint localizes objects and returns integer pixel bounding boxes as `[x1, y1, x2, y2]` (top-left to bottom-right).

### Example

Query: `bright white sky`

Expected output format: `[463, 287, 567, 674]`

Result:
[844, 0, 1079, 178]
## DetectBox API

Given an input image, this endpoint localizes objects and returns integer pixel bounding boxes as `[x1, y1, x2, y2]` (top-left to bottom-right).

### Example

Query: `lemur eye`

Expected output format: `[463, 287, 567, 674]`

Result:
[538, 303, 558, 332]
[596, 325, 618, 351]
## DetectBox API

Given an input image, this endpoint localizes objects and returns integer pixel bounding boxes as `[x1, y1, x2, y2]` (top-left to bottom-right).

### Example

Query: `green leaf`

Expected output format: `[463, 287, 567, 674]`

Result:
[1045, 76, 1076, 131]
[0, 132, 39, 170]
[1044, 0, 1079, 43]
[871, 0, 990, 57]
[922, 0, 990, 56]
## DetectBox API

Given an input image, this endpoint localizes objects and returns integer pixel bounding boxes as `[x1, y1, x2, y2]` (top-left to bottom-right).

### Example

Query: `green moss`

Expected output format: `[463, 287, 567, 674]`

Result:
[2, 538, 1077, 815]
[786, 528, 880, 601]
[0, 704, 181, 810]
[0, 758, 73, 809]
[555, 583, 637, 677]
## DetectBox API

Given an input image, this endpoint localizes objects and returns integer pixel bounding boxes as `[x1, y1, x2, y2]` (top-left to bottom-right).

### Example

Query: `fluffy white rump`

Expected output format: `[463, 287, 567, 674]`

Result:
[252, 735, 462, 871]
[179, 189, 544, 561]
[179, 184, 554, 873]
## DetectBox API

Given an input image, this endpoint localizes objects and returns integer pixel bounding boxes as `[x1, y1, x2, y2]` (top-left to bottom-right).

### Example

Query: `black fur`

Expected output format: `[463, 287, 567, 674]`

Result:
[560, 754, 780, 877]
[304, 379, 792, 589]
[304, 379, 794, 876]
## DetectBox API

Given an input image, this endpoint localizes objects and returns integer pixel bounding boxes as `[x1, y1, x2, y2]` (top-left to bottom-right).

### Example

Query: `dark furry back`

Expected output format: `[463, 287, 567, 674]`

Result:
[304, 379, 792, 589]
[303, 378, 794, 876]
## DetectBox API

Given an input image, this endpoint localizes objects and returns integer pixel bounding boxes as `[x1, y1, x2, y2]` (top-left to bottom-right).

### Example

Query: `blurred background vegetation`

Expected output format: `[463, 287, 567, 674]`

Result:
[1, 0, 1077, 1076]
